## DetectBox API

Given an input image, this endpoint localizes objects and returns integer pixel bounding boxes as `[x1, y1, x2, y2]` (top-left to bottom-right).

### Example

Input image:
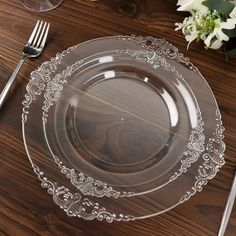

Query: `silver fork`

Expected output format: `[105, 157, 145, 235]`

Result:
[218, 169, 236, 236]
[0, 20, 50, 109]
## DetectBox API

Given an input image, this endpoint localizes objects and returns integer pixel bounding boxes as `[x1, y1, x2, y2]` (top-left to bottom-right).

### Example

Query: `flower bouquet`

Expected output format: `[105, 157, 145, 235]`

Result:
[175, 0, 236, 56]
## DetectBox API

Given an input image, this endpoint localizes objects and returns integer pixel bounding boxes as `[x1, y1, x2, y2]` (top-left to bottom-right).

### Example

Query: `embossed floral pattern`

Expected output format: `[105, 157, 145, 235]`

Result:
[31, 164, 134, 222]
[180, 110, 225, 203]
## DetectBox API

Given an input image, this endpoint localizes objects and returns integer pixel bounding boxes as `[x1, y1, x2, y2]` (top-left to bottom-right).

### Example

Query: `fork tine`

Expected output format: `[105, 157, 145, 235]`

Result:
[32, 21, 43, 47]
[27, 20, 40, 45]
[40, 23, 50, 49]
[36, 22, 47, 48]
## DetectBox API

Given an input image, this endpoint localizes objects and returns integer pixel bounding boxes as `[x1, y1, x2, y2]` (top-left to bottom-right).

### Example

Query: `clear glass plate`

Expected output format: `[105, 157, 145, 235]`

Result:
[22, 36, 225, 221]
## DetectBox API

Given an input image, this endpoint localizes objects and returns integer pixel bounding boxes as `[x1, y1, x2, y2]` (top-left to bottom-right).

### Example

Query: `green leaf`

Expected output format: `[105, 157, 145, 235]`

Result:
[228, 48, 236, 55]
[203, 0, 235, 15]
[223, 28, 236, 38]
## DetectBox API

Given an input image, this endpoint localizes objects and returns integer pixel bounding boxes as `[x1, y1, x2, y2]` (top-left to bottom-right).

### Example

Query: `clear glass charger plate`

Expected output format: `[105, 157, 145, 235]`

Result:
[22, 35, 225, 221]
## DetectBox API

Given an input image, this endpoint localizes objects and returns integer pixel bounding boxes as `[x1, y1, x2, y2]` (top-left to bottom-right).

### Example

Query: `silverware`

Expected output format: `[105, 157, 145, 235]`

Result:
[218, 169, 236, 236]
[0, 20, 50, 109]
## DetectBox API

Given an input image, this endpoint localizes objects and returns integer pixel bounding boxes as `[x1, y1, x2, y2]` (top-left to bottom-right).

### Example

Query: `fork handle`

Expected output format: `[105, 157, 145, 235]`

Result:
[218, 169, 236, 236]
[0, 57, 26, 109]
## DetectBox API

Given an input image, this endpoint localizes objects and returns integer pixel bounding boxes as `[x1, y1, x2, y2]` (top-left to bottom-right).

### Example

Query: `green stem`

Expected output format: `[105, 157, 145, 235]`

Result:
[223, 45, 229, 63]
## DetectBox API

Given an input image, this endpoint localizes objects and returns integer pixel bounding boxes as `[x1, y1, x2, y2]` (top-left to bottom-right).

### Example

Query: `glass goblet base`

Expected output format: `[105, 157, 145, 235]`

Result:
[21, 0, 63, 12]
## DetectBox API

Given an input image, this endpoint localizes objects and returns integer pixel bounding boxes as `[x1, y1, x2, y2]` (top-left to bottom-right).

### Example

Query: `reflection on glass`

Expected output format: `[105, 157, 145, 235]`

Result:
[104, 70, 115, 79]
[175, 79, 198, 128]
[161, 89, 179, 127]
[98, 56, 114, 64]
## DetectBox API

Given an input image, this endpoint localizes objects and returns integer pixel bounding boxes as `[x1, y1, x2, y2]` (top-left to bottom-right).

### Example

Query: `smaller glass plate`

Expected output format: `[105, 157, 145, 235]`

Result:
[43, 49, 204, 196]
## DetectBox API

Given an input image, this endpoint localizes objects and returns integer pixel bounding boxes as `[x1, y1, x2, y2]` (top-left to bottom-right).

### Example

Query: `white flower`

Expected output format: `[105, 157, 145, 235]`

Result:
[230, 0, 236, 6]
[209, 39, 223, 49]
[177, 0, 208, 14]
[204, 18, 236, 49]
[229, 6, 236, 19]
[175, 11, 210, 49]
[176, 8, 236, 50]
[175, 15, 200, 48]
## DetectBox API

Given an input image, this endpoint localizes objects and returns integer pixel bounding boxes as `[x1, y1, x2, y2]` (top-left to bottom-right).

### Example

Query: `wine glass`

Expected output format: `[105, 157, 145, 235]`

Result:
[21, 0, 63, 12]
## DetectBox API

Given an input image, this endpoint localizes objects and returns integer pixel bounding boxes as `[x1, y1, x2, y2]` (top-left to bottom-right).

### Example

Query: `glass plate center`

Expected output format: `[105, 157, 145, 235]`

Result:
[67, 77, 172, 169]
